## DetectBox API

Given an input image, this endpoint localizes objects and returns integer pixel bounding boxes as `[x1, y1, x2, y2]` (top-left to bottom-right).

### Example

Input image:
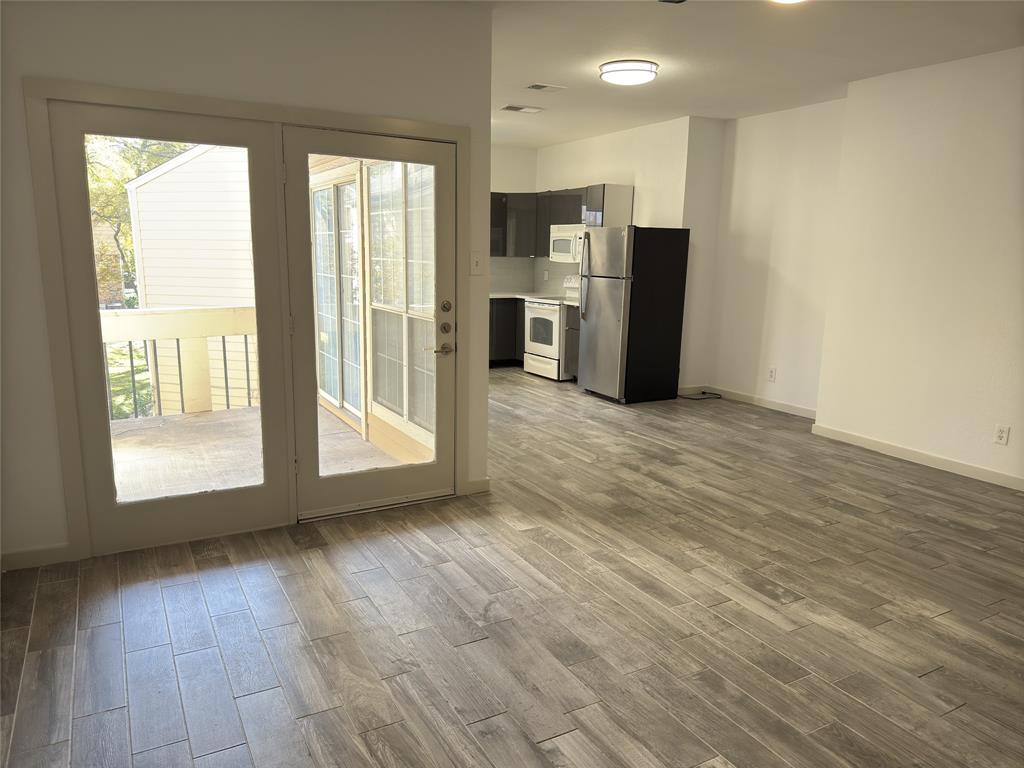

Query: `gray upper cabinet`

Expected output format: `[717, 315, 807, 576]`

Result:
[491, 183, 633, 257]
[506, 193, 537, 258]
[490, 193, 508, 257]
[491, 192, 537, 257]
[585, 183, 634, 227]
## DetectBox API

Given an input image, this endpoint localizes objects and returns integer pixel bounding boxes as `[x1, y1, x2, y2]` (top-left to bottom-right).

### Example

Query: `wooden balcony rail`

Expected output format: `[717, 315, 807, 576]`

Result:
[99, 306, 259, 420]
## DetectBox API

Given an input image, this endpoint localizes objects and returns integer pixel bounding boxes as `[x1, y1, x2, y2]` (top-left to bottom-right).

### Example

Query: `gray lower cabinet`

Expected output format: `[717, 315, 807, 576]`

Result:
[489, 298, 523, 365]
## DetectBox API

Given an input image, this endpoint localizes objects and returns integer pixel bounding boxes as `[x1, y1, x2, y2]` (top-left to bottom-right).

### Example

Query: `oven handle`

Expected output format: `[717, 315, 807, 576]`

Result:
[579, 230, 590, 321]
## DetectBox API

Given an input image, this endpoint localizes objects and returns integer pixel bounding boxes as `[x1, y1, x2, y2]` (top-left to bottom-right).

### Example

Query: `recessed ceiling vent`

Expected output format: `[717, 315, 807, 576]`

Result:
[500, 104, 544, 114]
[526, 83, 566, 93]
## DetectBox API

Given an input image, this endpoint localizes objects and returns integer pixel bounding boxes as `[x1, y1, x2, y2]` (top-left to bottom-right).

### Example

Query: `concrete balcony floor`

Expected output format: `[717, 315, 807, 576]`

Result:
[109, 405, 399, 502]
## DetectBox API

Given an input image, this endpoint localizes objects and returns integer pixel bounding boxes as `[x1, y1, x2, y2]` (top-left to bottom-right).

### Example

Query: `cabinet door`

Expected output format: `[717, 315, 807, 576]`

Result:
[506, 193, 537, 257]
[549, 187, 586, 226]
[585, 184, 605, 226]
[489, 299, 517, 362]
[535, 192, 551, 258]
[490, 193, 507, 257]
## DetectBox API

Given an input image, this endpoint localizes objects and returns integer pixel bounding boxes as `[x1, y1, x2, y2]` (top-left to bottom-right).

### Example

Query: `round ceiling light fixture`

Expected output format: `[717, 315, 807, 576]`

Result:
[769, 0, 807, 4]
[599, 60, 659, 86]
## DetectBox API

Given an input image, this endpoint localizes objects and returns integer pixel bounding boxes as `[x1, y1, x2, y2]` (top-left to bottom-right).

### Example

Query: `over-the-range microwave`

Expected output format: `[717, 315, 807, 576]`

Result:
[549, 224, 586, 263]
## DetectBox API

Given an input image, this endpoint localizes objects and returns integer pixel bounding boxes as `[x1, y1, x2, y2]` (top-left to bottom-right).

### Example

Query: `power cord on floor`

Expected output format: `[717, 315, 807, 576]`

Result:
[681, 390, 723, 401]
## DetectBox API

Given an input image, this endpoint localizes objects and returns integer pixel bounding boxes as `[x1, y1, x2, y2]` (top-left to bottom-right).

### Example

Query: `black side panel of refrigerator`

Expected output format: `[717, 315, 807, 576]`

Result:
[623, 227, 690, 403]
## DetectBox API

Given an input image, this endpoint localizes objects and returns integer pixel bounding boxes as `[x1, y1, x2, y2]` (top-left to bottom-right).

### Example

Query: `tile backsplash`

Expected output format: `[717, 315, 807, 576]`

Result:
[489, 256, 581, 295]
[534, 258, 579, 295]
[489, 257, 534, 292]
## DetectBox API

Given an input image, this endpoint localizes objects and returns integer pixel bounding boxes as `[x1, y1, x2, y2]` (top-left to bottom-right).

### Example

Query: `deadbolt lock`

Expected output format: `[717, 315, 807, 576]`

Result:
[440, 299, 453, 312]
[439, 321, 452, 334]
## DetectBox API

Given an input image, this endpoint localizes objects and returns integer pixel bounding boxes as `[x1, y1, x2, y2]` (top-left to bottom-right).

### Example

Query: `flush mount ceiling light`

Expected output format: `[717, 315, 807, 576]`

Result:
[769, 0, 807, 4]
[599, 60, 659, 86]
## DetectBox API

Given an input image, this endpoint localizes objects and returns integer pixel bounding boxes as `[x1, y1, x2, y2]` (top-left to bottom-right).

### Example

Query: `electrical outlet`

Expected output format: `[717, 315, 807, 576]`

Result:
[767, 367, 777, 384]
[994, 424, 1011, 446]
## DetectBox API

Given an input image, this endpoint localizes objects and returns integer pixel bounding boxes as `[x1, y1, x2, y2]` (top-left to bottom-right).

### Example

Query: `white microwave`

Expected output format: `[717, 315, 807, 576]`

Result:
[549, 224, 586, 263]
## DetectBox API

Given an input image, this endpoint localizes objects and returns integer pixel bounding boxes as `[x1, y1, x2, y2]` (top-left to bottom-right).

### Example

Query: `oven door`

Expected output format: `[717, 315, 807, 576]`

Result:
[524, 302, 562, 359]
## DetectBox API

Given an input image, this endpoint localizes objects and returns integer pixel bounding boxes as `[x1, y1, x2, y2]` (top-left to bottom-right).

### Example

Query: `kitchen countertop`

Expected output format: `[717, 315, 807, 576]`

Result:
[489, 291, 579, 307]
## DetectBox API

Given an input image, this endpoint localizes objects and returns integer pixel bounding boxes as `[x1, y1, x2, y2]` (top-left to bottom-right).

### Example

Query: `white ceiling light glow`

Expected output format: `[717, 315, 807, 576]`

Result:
[599, 60, 659, 86]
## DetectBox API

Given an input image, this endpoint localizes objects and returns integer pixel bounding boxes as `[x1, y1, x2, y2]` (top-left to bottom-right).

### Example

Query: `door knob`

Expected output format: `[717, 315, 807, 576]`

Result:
[433, 343, 454, 356]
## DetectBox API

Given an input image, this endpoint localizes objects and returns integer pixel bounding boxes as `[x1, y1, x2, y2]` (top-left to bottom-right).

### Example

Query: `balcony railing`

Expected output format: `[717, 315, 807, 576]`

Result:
[99, 306, 259, 420]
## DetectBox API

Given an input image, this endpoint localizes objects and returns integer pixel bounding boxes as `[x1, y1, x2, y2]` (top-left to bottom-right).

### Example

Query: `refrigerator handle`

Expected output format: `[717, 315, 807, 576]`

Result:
[579, 230, 590, 321]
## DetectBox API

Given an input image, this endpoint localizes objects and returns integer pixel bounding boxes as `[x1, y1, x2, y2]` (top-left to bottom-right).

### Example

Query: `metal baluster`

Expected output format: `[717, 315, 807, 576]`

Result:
[243, 334, 252, 407]
[103, 343, 114, 419]
[176, 338, 185, 414]
[222, 336, 230, 410]
[151, 340, 162, 417]
[127, 341, 140, 419]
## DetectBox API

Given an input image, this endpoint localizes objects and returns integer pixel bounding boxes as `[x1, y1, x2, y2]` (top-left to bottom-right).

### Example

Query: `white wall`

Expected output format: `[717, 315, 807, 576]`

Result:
[816, 48, 1024, 485]
[1, 1, 492, 558]
[710, 100, 845, 414]
[491, 145, 537, 193]
[680, 117, 727, 392]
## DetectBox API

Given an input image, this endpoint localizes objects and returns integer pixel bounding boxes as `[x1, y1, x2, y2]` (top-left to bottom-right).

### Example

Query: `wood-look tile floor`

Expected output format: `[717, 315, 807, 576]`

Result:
[3, 367, 1023, 767]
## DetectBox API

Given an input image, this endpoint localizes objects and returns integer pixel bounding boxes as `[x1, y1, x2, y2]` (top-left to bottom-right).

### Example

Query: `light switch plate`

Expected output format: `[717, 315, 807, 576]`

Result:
[470, 250, 486, 276]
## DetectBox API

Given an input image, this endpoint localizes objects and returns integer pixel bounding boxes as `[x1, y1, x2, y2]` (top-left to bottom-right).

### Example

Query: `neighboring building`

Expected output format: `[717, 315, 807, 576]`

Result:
[127, 145, 259, 414]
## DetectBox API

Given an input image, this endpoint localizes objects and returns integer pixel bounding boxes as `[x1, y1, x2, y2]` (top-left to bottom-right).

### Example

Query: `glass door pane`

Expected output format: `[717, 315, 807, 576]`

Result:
[85, 135, 264, 502]
[338, 182, 362, 412]
[312, 187, 340, 402]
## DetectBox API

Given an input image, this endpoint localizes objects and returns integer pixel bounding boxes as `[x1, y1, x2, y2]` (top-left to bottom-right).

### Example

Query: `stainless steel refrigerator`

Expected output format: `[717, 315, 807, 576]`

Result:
[578, 225, 690, 403]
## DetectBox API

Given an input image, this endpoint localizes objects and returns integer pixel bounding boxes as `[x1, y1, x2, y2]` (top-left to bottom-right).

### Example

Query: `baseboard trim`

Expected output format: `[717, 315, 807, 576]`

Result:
[812, 423, 1024, 492]
[457, 477, 491, 495]
[679, 385, 816, 420]
[2, 542, 75, 571]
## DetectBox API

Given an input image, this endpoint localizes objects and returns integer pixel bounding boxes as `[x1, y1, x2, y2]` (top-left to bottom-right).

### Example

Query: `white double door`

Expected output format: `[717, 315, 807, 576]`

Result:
[47, 102, 456, 554]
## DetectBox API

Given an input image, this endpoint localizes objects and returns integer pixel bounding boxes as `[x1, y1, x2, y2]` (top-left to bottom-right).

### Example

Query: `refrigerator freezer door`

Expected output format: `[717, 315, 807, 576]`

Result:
[578, 276, 631, 400]
[584, 226, 632, 278]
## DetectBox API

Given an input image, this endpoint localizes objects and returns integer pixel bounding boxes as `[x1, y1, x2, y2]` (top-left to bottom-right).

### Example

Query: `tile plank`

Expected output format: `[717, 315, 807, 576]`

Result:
[175, 647, 246, 757]
[125, 645, 187, 754]
[73, 623, 126, 717]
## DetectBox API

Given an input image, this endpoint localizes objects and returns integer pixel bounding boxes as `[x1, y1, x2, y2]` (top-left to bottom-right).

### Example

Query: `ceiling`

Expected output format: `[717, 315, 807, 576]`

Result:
[491, 0, 1024, 147]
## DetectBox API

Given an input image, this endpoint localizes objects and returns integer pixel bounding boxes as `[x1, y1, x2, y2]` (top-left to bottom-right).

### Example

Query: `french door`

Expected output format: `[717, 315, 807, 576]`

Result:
[283, 127, 457, 518]
[48, 101, 291, 553]
[44, 100, 456, 553]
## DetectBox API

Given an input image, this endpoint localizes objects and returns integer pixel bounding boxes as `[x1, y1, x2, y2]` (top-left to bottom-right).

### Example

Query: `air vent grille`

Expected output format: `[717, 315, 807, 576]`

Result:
[526, 83, 566, 93]
[500, 104, 544, 114]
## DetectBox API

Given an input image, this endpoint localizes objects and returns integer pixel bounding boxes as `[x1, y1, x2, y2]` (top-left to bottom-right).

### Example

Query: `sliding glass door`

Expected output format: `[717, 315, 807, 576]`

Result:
[311, 176, 363, 417]
[367, 161, 437, 449]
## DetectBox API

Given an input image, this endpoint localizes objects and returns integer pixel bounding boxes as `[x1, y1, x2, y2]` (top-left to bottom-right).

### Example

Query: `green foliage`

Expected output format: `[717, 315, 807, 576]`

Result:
[105, 342, 154, 420]
[85, 136, 194, 305]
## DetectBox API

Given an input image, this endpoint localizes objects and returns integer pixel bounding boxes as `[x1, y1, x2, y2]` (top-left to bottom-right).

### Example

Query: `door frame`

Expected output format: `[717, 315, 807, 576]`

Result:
[21, 78, 478, 567]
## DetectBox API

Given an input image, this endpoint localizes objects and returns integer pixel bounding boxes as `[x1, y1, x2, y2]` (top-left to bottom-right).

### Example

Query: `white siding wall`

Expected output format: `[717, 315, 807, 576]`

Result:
[131, 145, 259, 412]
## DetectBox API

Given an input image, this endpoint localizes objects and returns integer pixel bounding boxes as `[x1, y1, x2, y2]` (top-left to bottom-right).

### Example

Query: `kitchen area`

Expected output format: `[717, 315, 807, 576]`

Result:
[489, 183, 690, 404]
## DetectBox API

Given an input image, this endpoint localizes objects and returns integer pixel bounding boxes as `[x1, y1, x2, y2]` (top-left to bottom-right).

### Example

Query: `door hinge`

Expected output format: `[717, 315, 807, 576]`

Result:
[293, 456, 299, 476]
[281, 162, 287, 185]
[288, 315, 295, 336]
